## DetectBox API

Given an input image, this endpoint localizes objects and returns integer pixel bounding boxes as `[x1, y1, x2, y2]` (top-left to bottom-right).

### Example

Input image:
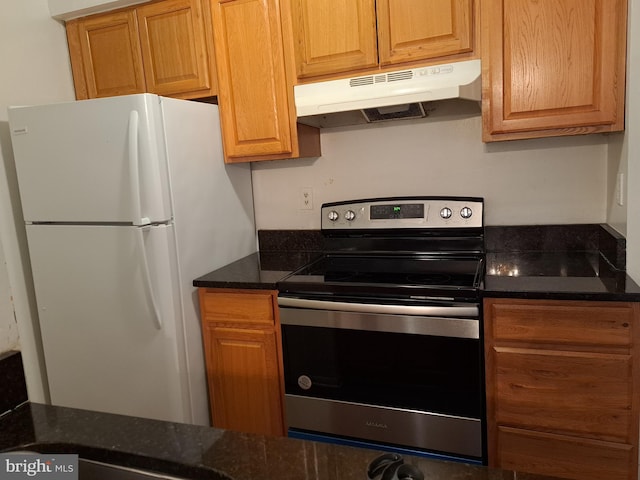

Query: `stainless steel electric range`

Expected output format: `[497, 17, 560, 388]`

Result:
[277, 196, 486, 464]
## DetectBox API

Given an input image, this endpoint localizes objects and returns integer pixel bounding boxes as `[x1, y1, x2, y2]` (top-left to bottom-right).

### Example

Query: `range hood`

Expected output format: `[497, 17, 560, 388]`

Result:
[295, 59, 481, 128]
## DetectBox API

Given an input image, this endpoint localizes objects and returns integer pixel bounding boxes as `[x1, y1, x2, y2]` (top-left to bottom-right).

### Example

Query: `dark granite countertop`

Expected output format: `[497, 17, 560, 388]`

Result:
[193, 251, 319, 290]
[483, 251, 640, 301]
[0, 403, 560, 480]
[193, 250, 640, 302]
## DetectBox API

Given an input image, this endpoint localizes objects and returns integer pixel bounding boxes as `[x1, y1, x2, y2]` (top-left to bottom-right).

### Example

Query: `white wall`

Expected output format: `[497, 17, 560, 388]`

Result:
[626, 0, 640, 284]
[607, 132, 627, 236]
[0, 0, 76, 399]
[252, 112, 609, 230]
[48, 0, 149, 20]
[0, 240, 19, 353]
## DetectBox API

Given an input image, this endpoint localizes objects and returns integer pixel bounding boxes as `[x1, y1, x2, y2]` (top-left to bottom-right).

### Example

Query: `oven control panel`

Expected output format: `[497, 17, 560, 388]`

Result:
[321, 197, 483, 230]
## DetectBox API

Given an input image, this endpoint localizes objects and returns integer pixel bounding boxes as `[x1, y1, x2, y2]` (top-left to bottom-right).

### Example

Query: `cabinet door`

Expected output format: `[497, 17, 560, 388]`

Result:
[288, 0, 378, 79]
[493, 347, 633, 442]
[212, 0, 297, 160]
[482, 0, 627, 141]
[496, 426, 635, 480]
[199, 289, 286, 436]
[377, 0, 473, 66]
[136, 0, 215, 98]
[203, 326, 284, 436]
[67, 10, 146, 99]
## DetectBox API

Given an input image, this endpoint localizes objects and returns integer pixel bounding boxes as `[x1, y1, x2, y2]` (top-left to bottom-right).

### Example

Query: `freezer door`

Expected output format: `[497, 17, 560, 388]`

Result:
[9, 94, 171, 224]
[25, 223, 193, 423]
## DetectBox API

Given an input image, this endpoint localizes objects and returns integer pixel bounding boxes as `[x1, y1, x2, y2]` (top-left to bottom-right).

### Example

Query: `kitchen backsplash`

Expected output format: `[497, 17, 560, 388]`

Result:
[258, 223, 626, 271]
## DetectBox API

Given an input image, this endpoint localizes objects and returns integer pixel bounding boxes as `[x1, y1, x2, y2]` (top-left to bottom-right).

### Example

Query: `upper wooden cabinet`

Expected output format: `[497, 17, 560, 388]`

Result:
[377, 0, 474, 67]
[482, 0, 628, 142]
[285, 0, 475, 81]
[136, 0, 216, 97]
[286, 0, 378, 79]
[66, 0, 217, 100]
[67, 9, 146, 99]
[211, 0, 320, 163]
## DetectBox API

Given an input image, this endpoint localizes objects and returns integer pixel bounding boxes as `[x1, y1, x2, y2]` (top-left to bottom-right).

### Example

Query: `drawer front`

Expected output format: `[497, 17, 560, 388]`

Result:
[496, 426, 635, 480]
[200, 290, 275, 326]
[486, 300, 634, 347]
[494, 347, 633, 442]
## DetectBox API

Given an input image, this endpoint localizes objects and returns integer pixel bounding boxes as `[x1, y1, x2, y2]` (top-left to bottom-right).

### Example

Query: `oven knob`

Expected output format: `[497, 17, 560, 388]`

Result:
[327, 210, 339, 222]
[440, 207, 452, 219]
[460, 207, 473, 219]
[298, 375, 312, 390]
[344, 210, 356, 221]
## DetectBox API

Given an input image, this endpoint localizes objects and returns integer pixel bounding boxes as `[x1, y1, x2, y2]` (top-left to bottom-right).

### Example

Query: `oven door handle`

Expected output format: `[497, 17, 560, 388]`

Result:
[278, 296, 478, 318]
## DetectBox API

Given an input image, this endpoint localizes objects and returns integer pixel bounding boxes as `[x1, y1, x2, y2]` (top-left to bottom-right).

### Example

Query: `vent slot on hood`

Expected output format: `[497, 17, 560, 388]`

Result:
[350, 70, 415, 87]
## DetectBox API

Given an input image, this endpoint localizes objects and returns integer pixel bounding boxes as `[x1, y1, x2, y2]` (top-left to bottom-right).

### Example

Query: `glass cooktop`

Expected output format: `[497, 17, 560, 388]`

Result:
[277, 253, 484, 301]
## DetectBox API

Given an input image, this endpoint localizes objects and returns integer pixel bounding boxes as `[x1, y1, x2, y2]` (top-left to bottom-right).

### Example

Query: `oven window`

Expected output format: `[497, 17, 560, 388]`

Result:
[282, 325, 482, 419]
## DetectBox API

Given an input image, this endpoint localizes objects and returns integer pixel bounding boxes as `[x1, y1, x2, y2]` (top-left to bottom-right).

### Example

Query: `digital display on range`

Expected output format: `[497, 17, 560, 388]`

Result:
[370, 203, 424, 219]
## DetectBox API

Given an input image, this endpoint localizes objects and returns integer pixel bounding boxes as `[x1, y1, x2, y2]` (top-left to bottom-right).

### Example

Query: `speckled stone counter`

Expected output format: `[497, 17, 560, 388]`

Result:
[483, 224, 640, 301]
[192, 251, 318, 290]
[194, 226, 640, 302]
[0, 403, 561, 480]
[483, 250, 640, 301]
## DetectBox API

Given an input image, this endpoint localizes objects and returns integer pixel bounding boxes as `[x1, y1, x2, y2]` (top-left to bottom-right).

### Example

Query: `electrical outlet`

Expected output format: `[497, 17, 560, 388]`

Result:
[300, 187, 313, 210]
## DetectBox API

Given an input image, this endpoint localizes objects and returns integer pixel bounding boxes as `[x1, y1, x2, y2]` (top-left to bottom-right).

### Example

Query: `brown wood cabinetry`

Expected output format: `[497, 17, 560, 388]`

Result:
[211, 0, 320, 163]
[484, 298, 640, 480]
[66, 0, 217, 100]
[481, 0, 627, 142]
[198, 288, 285, 437]
[285, 0, 475, 81]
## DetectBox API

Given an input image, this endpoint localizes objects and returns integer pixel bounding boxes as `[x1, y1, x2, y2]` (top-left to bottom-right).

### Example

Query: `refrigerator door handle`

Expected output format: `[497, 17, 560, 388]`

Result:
[128, 110, 150, 226]
[138, 227, 162, 330]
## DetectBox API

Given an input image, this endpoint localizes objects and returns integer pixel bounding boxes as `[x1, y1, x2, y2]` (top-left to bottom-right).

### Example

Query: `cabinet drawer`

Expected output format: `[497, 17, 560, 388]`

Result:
[486, 300, 634, 347]
[200, 290, 275, 326]
[493, 347, 633, 442]
[496, 426, 635, 480]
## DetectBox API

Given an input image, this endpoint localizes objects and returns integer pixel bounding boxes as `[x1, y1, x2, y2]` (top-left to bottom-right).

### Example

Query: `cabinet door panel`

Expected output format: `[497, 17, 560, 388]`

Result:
[377, 0, 473, 66]
[289, 0, 378, 78]
[74, 10, 146, 98]
[137, 0, 212, 96]
[204, 326, 284, 436]
[496, 426, 634, 480]
[212, 0, 293, 158]
[494, 347, 633, 442]
[483, 0, 626, 139]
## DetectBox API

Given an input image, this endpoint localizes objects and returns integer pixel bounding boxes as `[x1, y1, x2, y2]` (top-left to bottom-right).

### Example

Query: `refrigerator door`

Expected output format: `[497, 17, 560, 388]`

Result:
[25, 223, 191, 423]
[9, 94, 171, 225]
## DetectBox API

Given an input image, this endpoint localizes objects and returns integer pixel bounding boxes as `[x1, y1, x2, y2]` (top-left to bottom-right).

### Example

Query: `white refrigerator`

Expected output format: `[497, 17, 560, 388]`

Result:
[8, 94, 256, 425]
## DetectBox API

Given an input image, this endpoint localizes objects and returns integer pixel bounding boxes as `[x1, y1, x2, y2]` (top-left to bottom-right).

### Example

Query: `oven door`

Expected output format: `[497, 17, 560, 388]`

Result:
[278, 297, 484, 461]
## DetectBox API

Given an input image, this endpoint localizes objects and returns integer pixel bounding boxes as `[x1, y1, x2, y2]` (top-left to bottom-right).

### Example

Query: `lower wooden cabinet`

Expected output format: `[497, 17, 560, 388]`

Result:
[198, 288, 285, 436]
[484, 298, 640, 480]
